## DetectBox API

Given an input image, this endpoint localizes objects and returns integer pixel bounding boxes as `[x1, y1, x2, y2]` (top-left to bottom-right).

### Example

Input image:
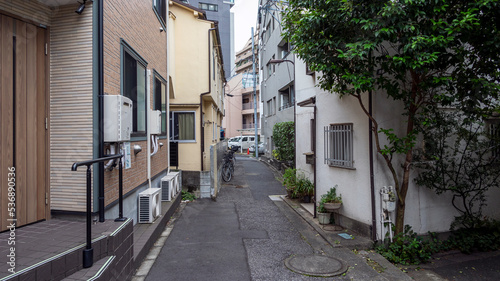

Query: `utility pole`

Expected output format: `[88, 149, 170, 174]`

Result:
[252, 27, 258, 157]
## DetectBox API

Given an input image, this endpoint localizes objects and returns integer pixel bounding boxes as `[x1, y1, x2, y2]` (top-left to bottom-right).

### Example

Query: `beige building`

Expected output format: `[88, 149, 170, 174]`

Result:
[0, 0, 169, 229]
[223, 32, 260, 139]
[0, 0, 173, 278]
[168, 0, 225, 192]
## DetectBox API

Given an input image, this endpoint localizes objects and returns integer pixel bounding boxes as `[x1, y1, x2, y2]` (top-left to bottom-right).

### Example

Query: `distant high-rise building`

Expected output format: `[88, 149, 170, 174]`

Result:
[181, 0, 235, 79]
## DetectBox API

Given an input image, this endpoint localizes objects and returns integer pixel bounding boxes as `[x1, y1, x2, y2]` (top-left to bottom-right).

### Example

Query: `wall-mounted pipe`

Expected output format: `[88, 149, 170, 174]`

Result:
[98, 0, 105, 222]
[369, 89, 377, 241]
[200, 25, 217, 171]
[166, 3, 170, 174]
[104, 144, 116, 169]
[147, 70, 152, 188]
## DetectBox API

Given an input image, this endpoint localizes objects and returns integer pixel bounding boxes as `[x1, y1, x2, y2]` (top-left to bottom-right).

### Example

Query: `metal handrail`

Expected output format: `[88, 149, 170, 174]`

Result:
[71, 153, 125, 268]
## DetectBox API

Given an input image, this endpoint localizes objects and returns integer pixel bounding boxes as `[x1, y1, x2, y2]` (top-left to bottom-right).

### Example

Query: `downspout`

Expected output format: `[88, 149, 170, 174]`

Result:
[369, 89, 377, 241]
[166, 3, 170, 173]
[369, 49, 377, 241]
[200, 25, 217, 171]
[98, 0, 105, 222]
[147, 70, 152, 188]
[313, 104, 317, 218]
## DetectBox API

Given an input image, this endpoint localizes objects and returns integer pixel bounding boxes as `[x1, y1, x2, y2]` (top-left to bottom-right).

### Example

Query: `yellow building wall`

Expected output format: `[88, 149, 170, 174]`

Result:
[169, 2, 224, 173]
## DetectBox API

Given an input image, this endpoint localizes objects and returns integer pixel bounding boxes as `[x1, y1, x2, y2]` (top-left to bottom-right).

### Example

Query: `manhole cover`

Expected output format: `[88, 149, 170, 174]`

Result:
[284, 254, 348, 277]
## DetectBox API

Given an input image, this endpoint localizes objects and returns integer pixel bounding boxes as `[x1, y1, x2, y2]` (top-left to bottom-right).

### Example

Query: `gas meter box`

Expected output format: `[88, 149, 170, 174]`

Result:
[104, 95, 133, 142]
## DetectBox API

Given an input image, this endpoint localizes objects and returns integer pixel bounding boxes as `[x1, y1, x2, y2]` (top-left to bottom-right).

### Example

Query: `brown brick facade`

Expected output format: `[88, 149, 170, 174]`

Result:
[103, 0, 168, 205]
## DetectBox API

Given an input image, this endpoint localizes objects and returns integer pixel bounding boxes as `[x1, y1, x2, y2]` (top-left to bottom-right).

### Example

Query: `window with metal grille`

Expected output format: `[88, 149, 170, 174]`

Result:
[324, 123, 354, 168]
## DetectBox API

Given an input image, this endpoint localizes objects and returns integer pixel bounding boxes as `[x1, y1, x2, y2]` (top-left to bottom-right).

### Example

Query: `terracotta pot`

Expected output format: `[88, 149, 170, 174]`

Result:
[324, 202, 342, 212]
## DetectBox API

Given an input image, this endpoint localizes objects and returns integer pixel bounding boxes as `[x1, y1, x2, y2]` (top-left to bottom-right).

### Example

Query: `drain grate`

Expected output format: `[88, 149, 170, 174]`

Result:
[284, 254, 348, 277]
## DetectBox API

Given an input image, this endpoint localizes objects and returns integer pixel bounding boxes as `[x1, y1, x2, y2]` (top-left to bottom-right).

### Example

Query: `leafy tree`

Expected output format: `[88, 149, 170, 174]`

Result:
[415, 110, 500, 230]
[272, 121, 295, 163]
[283, 0, 500, 234]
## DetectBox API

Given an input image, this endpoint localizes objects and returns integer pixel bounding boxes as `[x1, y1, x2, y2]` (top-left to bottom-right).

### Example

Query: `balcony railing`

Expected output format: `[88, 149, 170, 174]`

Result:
[242, 123, 260, 129]
[242, 103, 253, 110]
[279, 103, 294, 111]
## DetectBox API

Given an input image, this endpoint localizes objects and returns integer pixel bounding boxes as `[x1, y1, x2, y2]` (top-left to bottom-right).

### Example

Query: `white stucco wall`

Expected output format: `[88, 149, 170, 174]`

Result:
[294, 57, 500, 238]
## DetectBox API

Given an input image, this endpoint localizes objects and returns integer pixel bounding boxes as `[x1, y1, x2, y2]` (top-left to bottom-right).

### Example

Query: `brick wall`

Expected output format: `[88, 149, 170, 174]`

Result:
[103, 0, 168, 205]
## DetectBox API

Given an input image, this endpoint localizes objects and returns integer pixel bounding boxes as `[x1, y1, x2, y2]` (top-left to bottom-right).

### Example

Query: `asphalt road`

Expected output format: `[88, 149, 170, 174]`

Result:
[142, 156, 500, 281]
[145, 156, 367, 280]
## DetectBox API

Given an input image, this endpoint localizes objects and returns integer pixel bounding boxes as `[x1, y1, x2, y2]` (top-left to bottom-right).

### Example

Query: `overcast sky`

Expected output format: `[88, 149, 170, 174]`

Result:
[232, 0, 259, 52]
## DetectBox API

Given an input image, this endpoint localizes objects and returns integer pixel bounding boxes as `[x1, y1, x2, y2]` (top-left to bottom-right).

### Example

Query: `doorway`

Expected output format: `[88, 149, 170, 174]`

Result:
[1, 14, 48, 231]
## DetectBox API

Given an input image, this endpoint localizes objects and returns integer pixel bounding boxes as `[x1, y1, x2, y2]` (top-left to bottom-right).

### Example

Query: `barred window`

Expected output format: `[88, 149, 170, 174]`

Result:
[324, 123, 354, 168]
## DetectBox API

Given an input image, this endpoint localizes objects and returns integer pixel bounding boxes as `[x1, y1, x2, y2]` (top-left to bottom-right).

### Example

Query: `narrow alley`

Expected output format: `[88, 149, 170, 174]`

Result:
[140, 156, 403, 281]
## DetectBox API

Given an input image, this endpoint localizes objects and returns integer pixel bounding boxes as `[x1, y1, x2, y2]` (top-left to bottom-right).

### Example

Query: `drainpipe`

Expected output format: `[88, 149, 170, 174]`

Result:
[369, 48, 377, 241]
[147, 70, 152, 188]
[313, 104, 317, 218]
[200, 25, 217, 171]
[166, 3, 170, 172]
[98, 0, 105, 222]
[369, 90, 377, 241]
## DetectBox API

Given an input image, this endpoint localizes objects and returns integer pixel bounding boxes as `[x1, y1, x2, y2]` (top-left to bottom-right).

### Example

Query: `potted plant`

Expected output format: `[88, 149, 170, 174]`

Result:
[317, 201, 331, 225]
[282, 168, 298, 199]
[321, 186, 342, 212]
[297, 176, 314, 203]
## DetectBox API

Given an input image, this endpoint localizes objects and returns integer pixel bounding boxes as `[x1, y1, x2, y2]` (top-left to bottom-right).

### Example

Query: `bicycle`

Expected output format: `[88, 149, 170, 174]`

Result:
[221, 148, 236, 182]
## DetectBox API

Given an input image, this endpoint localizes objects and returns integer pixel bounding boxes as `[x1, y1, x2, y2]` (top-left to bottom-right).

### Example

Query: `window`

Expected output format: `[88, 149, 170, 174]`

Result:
[266, 99, 272, 116]
[305, 63, 314, 76]
[170, 112, 195, 141]
[122, 42, 147, 135]
[199, 3, 218, 11]
[266, 98, 275, 116]
[267, 55, 275, 79]
[154, 73, 167, 135]
[279, 86, 294, 111]
[278, 40, 290, 59]
[153, 0, 166, 25]
[265, 21, 271, 42]
[324, 123, 354, 168]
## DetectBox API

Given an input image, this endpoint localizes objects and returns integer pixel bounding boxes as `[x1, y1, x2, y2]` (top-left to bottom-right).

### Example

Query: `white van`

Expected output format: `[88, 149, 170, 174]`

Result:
[238, 136, 256, 150]
[228, 137, 241, 149]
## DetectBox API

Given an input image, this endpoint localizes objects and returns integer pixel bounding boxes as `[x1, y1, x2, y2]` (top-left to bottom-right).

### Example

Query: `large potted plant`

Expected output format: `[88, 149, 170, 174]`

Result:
[321, 186, 342, 212]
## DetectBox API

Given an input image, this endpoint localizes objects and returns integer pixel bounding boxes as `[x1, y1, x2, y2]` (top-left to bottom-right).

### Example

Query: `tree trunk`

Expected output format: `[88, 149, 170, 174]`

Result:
[395, 151, 412, 234]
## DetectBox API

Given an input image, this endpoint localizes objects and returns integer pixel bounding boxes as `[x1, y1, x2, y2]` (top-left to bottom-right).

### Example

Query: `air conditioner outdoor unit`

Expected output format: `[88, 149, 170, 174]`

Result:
[138, 188, 161, 223]
[161, 172, 180, 201]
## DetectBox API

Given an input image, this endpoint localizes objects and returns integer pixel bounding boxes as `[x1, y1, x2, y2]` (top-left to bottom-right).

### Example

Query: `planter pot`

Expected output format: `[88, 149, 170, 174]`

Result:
[317, 212, 331, 225]
[385, 201, 396, 212]
[324, 202, 342, 212]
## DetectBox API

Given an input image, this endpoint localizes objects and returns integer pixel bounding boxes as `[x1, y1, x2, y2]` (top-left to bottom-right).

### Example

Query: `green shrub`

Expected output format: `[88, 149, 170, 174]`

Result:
[375, 225, 441, 265]
[182, 190, 196, 202]
[445, 220, 500, 254]
[377, 220, 500, 265]
[272, 121, 294, 162]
